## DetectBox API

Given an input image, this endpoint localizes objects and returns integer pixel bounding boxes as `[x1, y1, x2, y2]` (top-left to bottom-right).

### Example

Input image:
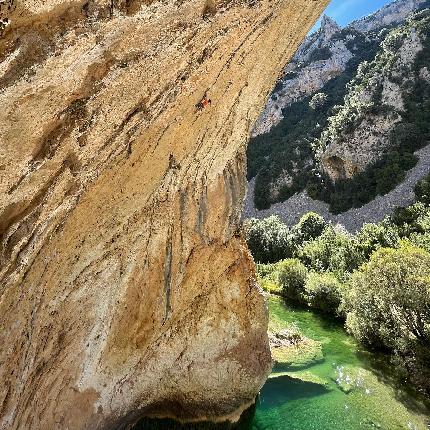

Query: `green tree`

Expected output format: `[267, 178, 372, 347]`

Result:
[244, 216, 294, 263]
[298, 226, 362, 279]
[309, 92, 328, 110]
[414, 173, 430, 205]
[278, 259, 308, 304]
[305, 272, 344, 316]
[355, 221, 400, 259]
[392, 202, 430, 236]
[344, 243, 430, 393]
[292, 212, 327, 243]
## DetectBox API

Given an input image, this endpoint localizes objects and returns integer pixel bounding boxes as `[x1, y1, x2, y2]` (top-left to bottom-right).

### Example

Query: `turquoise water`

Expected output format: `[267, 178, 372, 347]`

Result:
[252, 297, 430, 430]
[134, 297, 429, 430]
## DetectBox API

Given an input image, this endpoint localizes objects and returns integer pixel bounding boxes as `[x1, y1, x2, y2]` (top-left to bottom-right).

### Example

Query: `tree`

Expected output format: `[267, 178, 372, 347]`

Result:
[298, 226, 362, 279]
[291, 212, 327, 243]
[278, 259, 308, 304]
[355, 221, 400, 259]
[344, 243, 430, 355]
[305, 272, 343, 316]
[309, 92, 328, 110]
[244, 216, 294, 263]
[414, 173, 430, 205]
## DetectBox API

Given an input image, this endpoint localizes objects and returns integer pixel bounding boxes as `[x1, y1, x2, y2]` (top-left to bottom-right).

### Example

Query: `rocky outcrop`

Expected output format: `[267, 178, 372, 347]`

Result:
[252, 0, 429, 137]
[0, 0, 327, 429]
[350, 0, 429, 33]
[252, 14, 350, 136]
[320, 25, 425, 181]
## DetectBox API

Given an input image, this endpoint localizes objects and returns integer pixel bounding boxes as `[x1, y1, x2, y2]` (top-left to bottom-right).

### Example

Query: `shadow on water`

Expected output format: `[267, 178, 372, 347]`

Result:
[271, 296, 430, 423]
[272, 359, 325, 373]
[131, 403, 256, 430]
[258, 375, 328, 409]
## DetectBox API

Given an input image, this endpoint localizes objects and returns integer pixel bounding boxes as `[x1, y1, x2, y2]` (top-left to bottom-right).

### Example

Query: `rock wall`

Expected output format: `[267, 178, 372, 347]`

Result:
[320, 25, 425, 181]
[252, 0, 429, 137]
[0, 0, 327, 429]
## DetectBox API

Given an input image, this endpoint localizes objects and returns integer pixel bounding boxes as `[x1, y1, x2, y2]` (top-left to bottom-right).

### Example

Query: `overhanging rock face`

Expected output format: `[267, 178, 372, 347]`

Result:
[0, 1, 328, 428]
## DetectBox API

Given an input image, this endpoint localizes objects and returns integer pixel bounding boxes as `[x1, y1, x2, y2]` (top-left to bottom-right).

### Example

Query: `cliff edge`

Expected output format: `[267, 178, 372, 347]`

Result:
[0, 0, 327, 429]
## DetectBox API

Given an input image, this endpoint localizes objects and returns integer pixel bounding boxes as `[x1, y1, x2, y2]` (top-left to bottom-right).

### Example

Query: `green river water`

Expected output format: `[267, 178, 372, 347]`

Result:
[253, 296, 430, 430]
[135, 296, 430, 430]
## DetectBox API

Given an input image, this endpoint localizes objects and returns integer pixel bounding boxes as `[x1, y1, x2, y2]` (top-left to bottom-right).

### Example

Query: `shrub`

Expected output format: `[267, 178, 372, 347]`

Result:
[305, 272, 343, 316]
[355, 221, 400, 259]
[256, 263, 282, 294]
[278, 259, 308, 304]
[408, 233, 430, 253]
[391, 202, 429, 236]
[291, 212, 327, 243]
[309, 93, 328, 110]
[414, 173, 430, 205]
[244, 216, 294, 263]
[344, 243, 430, 392]
[298, 226, 362, 279]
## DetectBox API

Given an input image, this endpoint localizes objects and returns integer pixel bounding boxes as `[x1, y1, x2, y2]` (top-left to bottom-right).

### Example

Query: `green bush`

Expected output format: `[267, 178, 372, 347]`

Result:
[408, 233, 430, 253]
[414, 173, 430, 205]
[344, 243, 430, 393]
[278, 259, 308, 304]
[291, 212, 327, 243]
[256, 262, 283, 294]
[244, 216, 294, 263]
[309, 93, 328, 110]
[391, 202, 430, 236]
[305, 272, 344, 316]
[355, 221, 400, 259]
[298, 227, 362, 280]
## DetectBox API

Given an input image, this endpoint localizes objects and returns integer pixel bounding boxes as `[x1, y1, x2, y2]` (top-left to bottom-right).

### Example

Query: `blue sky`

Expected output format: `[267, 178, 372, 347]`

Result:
[311, 0, 394, 32]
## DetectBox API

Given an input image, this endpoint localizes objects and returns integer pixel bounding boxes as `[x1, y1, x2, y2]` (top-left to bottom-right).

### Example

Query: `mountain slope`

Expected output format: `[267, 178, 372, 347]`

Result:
[247, 0, 430, 214]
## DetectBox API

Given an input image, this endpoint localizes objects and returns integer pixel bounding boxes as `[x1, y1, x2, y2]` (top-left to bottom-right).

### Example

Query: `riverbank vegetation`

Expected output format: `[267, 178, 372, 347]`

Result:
[244, 173, 430, 397]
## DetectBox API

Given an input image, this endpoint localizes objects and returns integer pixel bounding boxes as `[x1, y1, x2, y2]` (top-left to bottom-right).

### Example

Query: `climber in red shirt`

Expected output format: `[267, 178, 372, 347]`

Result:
[196, 95, 212, 111]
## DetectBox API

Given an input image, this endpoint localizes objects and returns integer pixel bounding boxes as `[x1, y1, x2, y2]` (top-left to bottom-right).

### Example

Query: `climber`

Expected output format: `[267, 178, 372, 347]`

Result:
[196, 95, 212, 111]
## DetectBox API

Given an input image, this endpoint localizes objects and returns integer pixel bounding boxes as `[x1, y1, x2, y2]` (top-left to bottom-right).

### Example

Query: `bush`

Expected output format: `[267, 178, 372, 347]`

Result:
[305, 272, 343, 316]
[414, 173, 430, 205]
[408, 233, 430, 253]
[278, 259, 308, 304]
[344, 243, 430, 393]
[244, 216, 294, 263]
[391, 202, 430, 236]
[291, 212, 327, 243]
[309, 93, 328, 110]
[355, 221, 400, 259]
[256, 263, 283, 294]
[298, 226, 362, 279]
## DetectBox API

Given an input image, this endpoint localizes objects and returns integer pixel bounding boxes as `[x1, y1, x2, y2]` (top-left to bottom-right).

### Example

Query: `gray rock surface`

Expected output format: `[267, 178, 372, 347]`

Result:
[243, 145, 430, 232]
[252, 0, 429, 138]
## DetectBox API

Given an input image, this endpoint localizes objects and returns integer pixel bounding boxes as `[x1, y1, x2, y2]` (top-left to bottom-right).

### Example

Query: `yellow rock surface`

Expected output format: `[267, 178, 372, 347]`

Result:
[0, 0, 328, 428]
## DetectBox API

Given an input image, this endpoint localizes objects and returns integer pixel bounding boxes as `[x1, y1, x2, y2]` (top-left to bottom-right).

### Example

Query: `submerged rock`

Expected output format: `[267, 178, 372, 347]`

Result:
[269, 328, 324, 368]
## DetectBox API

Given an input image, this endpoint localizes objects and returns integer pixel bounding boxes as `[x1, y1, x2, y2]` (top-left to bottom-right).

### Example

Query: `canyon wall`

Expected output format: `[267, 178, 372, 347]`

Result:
[0, 0, 327, 429]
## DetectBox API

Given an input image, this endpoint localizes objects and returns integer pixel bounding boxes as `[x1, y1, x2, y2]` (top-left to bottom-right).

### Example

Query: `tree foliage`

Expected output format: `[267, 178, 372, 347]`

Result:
[278, 259, 308, 304]
[343, 243, 430, 394]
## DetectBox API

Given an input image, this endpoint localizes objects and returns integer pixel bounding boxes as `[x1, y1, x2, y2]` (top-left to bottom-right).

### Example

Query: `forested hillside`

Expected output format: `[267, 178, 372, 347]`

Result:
[248, 1, 430, 214]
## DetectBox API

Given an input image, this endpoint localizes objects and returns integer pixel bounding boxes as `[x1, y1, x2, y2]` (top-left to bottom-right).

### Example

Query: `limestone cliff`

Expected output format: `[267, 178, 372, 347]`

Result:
[320, 15, 428, 181]
[0, 0, 327, 429]
[252, 0, 429, 137]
